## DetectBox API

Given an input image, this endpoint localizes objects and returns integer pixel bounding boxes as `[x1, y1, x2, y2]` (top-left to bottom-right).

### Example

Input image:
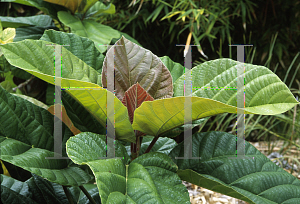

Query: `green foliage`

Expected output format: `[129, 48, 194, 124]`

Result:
[103, 0, 300, 85]
[1, 173, 101, 204]
[0, 1, 299, 202]
[0, 0, 139, 106]
[1, 33, 299, 203]
[170, 131, 300, 204]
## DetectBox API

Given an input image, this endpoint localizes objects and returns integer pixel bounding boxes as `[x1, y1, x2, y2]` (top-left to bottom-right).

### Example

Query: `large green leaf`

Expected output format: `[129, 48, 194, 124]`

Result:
[132, 96, 249, 137]
[76, 0, 99, 15]
[40, 29, 105, 74]
[66, 132, 131, 166]
[26, 173, 70, 204]
[27, 173, 101, 204]
[0, 86, 93, 186]
[174, 58, 299, 114]
[1, 173, 101, 204]
[59, 88, 135, 143]
[132, 58, 299, 137]
[0, 15, 55, 42]
[61, 90, 106, 135]
[0, 39, 135, 143]
[159, 56, 186, 85]
[102, 36, 173, 102]
[85, 1, 116, 18]
[0, 85, 62, 150]
[14, 26, 57, 42]
[1, 174, 39, 204]
[57, 11, 120, 53]
[0, 39, 101, 86]
[0, 15, 54, 28]
[66, 132, 190, 204]
[0, 136, 93, 186]
[168, 131, 300, 204]
[155, 56, 208, 138]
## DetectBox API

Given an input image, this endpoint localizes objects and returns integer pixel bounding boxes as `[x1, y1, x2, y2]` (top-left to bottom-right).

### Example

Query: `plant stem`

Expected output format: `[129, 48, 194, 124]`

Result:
[144, 136, 159, 154]
[12, 75, 35, 92]
[58, 21, 66, 32]
[131, 130, 140, 161]
[136, 133, 140, 155]
[140, 136, 143, 147]
[82, 10, 88, 21]
[79, 185, 97, 204]
[62, 185, 74, 204]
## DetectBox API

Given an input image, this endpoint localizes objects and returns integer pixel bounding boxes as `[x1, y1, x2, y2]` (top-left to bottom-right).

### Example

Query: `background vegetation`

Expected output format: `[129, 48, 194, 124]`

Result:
[1, 0, 299, 176]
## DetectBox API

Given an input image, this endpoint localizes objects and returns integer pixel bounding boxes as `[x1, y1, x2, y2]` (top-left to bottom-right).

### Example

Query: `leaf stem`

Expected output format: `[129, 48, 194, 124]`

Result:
[82, 11, 87, 21]
[79, 185, 97, 204]
[12, 75, 35, 92]
[131, 130, 140, 161]
[58, 20, 66, 32]
[144, 136, 159, 154]
[62, 185, 74, 204]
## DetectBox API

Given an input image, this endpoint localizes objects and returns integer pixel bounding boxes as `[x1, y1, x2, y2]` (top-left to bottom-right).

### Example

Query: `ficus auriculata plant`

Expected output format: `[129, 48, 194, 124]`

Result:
[0, 30, 299, 204]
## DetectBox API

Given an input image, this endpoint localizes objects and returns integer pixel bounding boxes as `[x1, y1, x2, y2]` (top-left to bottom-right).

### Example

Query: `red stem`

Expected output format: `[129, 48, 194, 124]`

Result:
[144, 136, 159, 154]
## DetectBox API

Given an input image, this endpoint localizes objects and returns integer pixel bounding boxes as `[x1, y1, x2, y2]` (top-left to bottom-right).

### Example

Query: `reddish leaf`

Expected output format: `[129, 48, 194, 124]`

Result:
[122, 82, 154, 124]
